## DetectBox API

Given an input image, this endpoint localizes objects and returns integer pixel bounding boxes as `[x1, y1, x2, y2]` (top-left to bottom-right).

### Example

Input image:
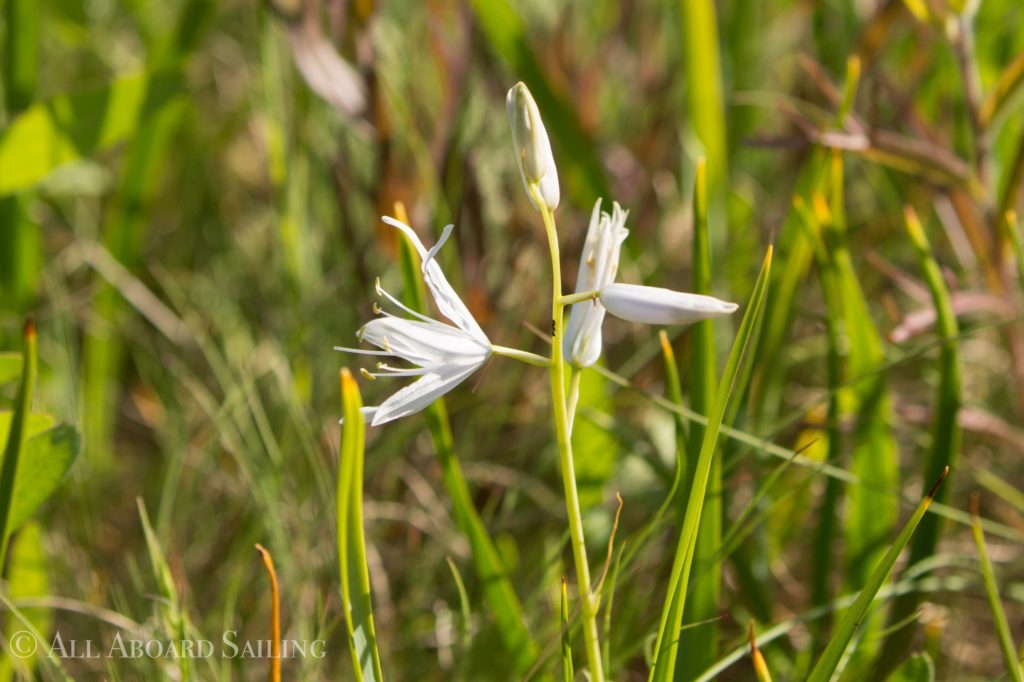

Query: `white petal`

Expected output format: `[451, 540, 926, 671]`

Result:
[600, 283, 738, 325]
[380, 217, 489, 346]
[339, 406, 378, 424]
[562, 199, 629, 367]
[358, 316, 487, 367]
[369, 360, 484, 426]
[507, 82, 559, 211]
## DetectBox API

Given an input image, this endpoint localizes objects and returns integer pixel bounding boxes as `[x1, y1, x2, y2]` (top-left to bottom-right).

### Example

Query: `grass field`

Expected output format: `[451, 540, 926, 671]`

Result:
[2, 0, 1024, 679]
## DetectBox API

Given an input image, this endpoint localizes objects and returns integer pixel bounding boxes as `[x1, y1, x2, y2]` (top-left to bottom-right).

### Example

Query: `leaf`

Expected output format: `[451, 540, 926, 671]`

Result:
[0, 70, 183, 196]
[0, 522, 52, 680]
[649, 246, 773, 682]
[8, 425, 79, 533]
[338, 370, 384, 682]
[0, 354, 23, 386]
[887, 653, 935, 682]
[0, 321, 36, 565]
[806, 469, 948, 682]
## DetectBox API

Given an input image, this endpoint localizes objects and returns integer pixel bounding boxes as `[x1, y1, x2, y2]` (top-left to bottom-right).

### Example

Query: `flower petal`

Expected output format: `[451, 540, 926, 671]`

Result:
[380, 217, 489, 346]
[357, 316, 488, 367]
[600, 283, 738, 325]
[369, 360, 485, 426]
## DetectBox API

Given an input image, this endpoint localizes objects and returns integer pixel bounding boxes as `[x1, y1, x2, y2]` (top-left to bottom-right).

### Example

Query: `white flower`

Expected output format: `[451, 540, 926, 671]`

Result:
[335, 217, 491, 426]
[563, 199, 629, 367]
[507, 82, 559, 211]
[599, 283, 738, 325]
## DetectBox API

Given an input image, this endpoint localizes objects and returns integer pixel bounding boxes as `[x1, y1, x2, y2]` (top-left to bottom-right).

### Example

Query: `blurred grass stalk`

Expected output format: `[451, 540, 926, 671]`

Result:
[677, 159, 720, 680]
[393, 203, 537, 675]
[876, 207, 962, 671]
[0, 0, 41, 312]
[0, 321, 37, 567]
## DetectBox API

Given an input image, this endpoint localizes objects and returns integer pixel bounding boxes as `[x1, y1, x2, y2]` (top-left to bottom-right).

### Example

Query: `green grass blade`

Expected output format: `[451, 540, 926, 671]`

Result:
[339, 369, 385, 682]
[466, 0, 608, 203]
[679, 157, 720, 680]
[806, 468, 949, 682]
[970, 496, 1024, 682]
[393, 212, 537, 673]
[877, 206, 962, 669]
[649, 245, 773, 682]
[0, 71, 183, 196]
[0, 321, 36, 567]
[1002, 211, 1024, 296]
[561, 576, 574, 682]
[679, 1, 728, 209]
[445, 557, 472, 658]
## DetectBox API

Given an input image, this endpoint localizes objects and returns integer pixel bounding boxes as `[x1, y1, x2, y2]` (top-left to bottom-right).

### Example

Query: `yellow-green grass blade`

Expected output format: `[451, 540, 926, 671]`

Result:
[649, 246, 773, 682]
[970, 496, 1024, 682]
[0, 0, 40, 311]
[679, 0, 728, 227]
[393, 213, 537, 673]
[819, 157, 898, 666]
[1002, 211, 1024, 296]
[339, 370, 385, 682]
[466, 0, 608, 203]
[806, 468, 949, 682]
[679, 158, 720, 680]
[561, 577, 574, 682]
[0, 321, 36, 567]
[877, 207, 962, 670]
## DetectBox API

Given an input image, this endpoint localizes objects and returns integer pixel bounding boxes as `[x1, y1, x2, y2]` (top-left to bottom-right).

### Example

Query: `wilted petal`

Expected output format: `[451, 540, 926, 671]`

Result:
[600, 283, 738, 325]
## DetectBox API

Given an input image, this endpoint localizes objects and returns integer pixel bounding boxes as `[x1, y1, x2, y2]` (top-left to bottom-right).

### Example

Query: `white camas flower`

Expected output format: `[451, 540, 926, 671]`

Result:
[600, 283, 739, 325]
[563, 199, 629, 367]
[507, 82, 559, 211]
[335, 217, 491, 426]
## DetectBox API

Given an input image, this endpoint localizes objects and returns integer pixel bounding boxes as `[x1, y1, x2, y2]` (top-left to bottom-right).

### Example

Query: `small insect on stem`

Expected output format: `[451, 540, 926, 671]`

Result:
[551, 319, 556, 337]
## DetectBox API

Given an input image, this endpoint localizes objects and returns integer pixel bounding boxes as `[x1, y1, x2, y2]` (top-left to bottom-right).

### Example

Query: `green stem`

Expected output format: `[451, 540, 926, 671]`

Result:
[491, 345, 552, 367]
[533, 186, 605, 682]
[566, 369, 582, 435]
[560, 290, 600, 306]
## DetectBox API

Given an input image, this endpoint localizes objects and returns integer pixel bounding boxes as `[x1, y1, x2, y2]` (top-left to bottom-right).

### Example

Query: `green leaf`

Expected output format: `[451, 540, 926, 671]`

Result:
[806, 469, 948, 682]
[0, 322, 36, 566]
[0, 354, 24, 387]
[338, 370, 384, 682]
[0, 522, 51, 681]
[0, 70, 183, 196]
[8, 425, 79, 533]
[650, 245, 773, 682]
[887, 653, 935, 682]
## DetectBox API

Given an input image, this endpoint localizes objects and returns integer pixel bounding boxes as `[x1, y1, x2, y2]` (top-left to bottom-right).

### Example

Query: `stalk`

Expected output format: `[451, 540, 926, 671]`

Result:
[533, 187, 604, 682]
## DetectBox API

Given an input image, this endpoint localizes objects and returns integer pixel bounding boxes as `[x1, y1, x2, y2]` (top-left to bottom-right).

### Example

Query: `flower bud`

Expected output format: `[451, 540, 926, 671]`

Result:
[600, 283, 738, 325]
[506, 82, 559, 211]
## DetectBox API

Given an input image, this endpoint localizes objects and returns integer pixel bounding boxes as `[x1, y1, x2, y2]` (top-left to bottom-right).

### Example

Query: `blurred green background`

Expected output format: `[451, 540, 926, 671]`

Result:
[1, 0, 1024, 679]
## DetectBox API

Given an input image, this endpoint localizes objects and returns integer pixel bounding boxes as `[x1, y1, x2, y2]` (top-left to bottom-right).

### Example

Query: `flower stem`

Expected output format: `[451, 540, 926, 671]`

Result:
[532, 185, 605, 682]
[560, 290, 600, 306]
[491, 345, 551, 367]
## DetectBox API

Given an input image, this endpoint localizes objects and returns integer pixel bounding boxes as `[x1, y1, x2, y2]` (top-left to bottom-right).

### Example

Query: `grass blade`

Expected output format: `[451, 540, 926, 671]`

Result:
[0, 321, 36, 567]
[338, 369, 384, 682]
[807, 468, 949, 682]
[255, 544, 282, 682]
[877, 206, 962, 669]
[561, 577, 574, 682]
[649, 245, 773, 682]
[679, 158, 720, 680]
[969, 495, 1024, 682]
